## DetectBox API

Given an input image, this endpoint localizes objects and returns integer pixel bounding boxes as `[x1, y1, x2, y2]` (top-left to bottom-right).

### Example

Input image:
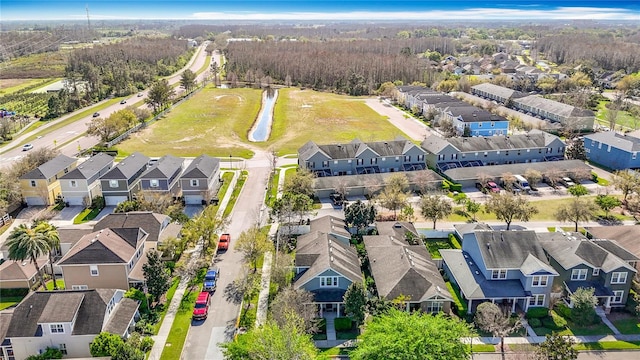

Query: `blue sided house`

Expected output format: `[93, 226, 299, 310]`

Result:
[584, 131, 640, 170]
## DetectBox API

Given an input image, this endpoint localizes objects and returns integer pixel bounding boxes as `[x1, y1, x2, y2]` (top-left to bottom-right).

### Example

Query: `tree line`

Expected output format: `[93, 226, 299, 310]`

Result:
[0, 26, 99, 61]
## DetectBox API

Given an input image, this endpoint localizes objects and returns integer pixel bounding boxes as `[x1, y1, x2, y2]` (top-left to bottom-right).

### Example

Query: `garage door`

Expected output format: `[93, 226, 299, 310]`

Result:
[184, 195, 204, 205]
[105, 196, 128, 206]
[25, 197, 46, 206]
[65, 196, 85, 206]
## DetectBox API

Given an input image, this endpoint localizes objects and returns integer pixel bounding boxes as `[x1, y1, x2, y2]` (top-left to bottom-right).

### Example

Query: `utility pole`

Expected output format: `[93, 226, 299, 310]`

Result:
[86, 5, 91, 30]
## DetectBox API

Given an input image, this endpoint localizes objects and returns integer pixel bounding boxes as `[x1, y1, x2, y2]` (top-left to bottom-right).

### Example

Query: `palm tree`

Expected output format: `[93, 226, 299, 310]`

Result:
[34, 221, 60, 290]
[6, 223, 50, 289]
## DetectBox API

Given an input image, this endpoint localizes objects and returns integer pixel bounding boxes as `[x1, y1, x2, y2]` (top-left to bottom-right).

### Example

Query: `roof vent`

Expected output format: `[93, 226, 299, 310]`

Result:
[475, 270, 480, 275]
[330, 256, 334, 262]
[22, 261, 28, 266]
[463, 254, 469, 259]
[486, 242, 490, 249]
[468, 261, 474, 266]
[394, 223, 402, 228]
[436, 286, 442, 293]
[330, 247, 333, 253]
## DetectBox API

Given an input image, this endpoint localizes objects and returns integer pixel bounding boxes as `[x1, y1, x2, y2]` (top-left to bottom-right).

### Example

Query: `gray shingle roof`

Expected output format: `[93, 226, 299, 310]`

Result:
[473, 231, 555, 272]
[309, 216, 350, 239]
[100, 152, 149, 180]
[181, 155, 220, 179]
[514, 95, 594, 118]
[454, 223, 493, 237]
[421, 135, 452, 154]
[444, 160, 590, 182]
[58, 228, 147, 265]
[299, 137, 421, 161]
[438, 130, 562, 153]
[375, 221, 420, 243]
[94, 212, 172, 243]
[586, 225, 640, 261]
[584, 131, 640, 152]
[60, 153, 114, 180]
[591, 239, 640, 263]
[140, 154, 183, 179]
[20, 155, 77, 180]
[313, 170, 442, 192]
[471, 83, 525, 100]
[102, 298, 139, 335]
[39, 292, 84, 323]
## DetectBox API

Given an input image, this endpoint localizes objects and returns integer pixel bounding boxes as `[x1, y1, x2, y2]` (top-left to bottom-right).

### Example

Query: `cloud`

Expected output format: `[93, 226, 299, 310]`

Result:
[191, 7, 640, 21]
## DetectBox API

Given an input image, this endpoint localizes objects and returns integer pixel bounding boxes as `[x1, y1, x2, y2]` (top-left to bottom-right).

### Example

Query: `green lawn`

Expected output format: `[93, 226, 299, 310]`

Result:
[0, 296, 25, 310]
[117, 86, 261, 158]
[223, 171, 248, 218]
[575, 341, 640, 351]
[595, 100, 640, 131]
[264, 169, 280, 207]
[533, 320, 613, 337]
[45, 279, 65, 290]
[318, 347, 354, 356]
[153, 277, 181, 334]
[424, 239, 454, 259]
[0, 78, 59, 96]
[73, 207, 102, 224]
[613, 318, 640, 334]
[159, 289, 199, 360]
[470, 343, 496, 353]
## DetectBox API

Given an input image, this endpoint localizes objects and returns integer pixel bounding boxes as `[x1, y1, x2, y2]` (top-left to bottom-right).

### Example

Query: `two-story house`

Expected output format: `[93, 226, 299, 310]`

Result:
[179, 155, 221, 205]
[583, 132, 640, 170]
[444, 105, 509, 137]
[512, 95, 594, 130]
[364, 222, 453, 313]
[59, 153, 114, 206]
[1, 289, 139, 360]
[538, 232, 638, 313]
[421, 130, 566, 173]
[471, 83, 525, 104]
[57, 228, 149, 290]
[298, 137, 427, 177]
[586, 225, 640, 272]
[440, 230, 558, 314]
[20, 155, 77, 206]
[138, 155, 184, 197]
[293, 216, 362, 317]
[99, 152, 149, 206]
[93, 212, 181, 245]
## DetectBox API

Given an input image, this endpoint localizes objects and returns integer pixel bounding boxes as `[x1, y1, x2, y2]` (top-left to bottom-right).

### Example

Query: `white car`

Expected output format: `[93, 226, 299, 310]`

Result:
[22, 144, 34, 151]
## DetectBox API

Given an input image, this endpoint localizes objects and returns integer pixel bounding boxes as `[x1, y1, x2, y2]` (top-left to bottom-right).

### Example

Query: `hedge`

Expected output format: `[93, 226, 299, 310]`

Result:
[334, 317, 353, 332]
[555, 303, 572, 320]
[446, 281, 468, 317]
[448, 233, 462, 249]
[528, 318, 542, 328]
[542, 311, 567, 330]
[0, 288, 29, 297]
[442, 179, 463, 192]
[525, 307, 549, 319]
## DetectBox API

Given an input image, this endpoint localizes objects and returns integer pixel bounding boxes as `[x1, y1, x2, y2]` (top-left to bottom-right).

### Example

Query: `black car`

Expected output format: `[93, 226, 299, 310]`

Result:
[92, 112, 100, 117]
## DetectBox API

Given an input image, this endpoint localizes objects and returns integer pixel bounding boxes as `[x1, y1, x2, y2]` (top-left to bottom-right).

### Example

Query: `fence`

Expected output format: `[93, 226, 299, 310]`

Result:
[0, 213, 11, 227]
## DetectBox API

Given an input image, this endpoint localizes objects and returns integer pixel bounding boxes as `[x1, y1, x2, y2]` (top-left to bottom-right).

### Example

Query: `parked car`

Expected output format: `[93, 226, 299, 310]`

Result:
[329, 193, 345, 207]
[203, 267, 219, 292]
[92, 112, 100, 117]
[22, 144, 34, 151]
[120, 99, 127, 104]
[560, 177, 576, 188]
[475, 181, 500, 194]
[137, 93, 143, 97]
[218, 233, 230, 251]
[192, 292, 210, 320]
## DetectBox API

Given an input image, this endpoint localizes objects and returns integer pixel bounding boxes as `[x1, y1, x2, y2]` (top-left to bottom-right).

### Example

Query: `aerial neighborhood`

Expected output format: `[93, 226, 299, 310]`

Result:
[1, 11, 640, 360]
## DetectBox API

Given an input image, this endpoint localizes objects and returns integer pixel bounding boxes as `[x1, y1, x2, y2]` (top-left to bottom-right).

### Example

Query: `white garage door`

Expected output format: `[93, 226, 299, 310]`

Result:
[25, 197, 46, 206]
[184, 195, 204, 205]
[65, 196, 85, 206]
[105, 196, 128, 206]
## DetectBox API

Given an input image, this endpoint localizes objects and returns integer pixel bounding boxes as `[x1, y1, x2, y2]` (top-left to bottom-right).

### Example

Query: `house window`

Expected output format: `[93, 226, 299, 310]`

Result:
[307, 162, 315, 169]
[633, 153, 637, 160]
[532, 276, 548, 287]
[607, 145, 611, 152]
[50, 324, 64, 334]
[612, 290, 624, 304]
[322, 161, 329, 167]
[478, 123, 482, 127]
[598, 142, 602, 149]
[72, 285, 88, 290]
[529, 294, 545, 307]
[571, 268, 587, 281]
[30, 180, 36, 187]
[109, 180, 118, 188]
[371, 158, 377, 165]
[357, 159, 364, 165]
[404, 155, 411, 162]
[90, 265, 99, 276]
[382, 157, 386, 161]
[592, 268, 600, 276]
[58, 344, 67, 355]
[417, 155, 424, 161]
[611, 272, 628, 284]
[491, 269, 507, 279]
[348, 159, 352, 163]
[425, 301, 443, 313]
[150, 179, 159, 188]
[70, 180, 77, 188]
[319, 276, 339, 287]
[395, 157, 400, 162]
[190, 179, 199, 187]
[491, 122, 495, 127]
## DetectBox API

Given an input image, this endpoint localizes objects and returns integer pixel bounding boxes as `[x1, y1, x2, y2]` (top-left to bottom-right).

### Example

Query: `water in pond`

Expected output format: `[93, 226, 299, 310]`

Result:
[249, 88, 277, 142]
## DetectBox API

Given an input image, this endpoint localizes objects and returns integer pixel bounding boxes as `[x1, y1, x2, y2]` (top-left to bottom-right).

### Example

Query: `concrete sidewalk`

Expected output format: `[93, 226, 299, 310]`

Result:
[254, 252, 273, 327]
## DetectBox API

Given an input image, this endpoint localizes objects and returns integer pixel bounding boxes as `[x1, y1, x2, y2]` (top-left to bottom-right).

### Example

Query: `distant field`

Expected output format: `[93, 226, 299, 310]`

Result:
[595, 100, 639, 130]
[117, 86, 407, 158]
[0, 51, 68, 79]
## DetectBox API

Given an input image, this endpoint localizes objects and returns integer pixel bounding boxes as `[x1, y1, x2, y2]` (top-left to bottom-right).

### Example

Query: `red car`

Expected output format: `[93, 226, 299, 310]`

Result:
[486, 181, 501, 193]
[218, 233, 230, 251]
[192, 292, 210, 320]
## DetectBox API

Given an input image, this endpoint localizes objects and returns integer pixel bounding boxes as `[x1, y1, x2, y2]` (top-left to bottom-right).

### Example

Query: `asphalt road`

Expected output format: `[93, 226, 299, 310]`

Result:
[182, 152, 272, 360]
[0, 41, 215, 170]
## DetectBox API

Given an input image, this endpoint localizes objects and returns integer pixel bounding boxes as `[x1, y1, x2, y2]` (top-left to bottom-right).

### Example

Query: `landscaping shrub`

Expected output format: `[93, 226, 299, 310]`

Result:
[542, 311, 567, 330]
[0, 288, 29, 297]
[334, 317, 353, 332]
[139, 336, 155, 352]
[90, 195, 105, 210]
[316, 318, 327, 333]
[526, 307, 549, 319]
[448, 233, 461, 249]
[555, 303, 572, 320]
[165, 261, 176, 274]
[528, 318, 542, 328]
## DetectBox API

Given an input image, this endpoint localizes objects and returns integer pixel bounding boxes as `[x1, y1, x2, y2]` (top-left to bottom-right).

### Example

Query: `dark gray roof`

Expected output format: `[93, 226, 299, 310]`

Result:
[473, 230, 555, 272]
[102, 298, 139, 335]
[443, 105, 508, 123]
[299, 137, 422, 161]
[584, 132, 640, 152]
[454, 223, 493, 237]
[365, 241, 451, 302]
[58, 227, 94, 246]
[444, 160, 590, 182]
[58, 228, 147, 265]
[433, 131, 562, 153]
[100, 152, 149, 180]
[94, 212, 171, 242]
[565, 281, 614, 297]
[20, 155, 76, 180]
[514, 95, 594, 118]
[140, 154, 183, 179]
[375, 221, 420, 243]
[471, 83, 525, 100]
[0, 312, 12, 342]
[591, 239, 640, 263]
[5, 289, 127, 338]
[313, 170, 443, 192]
[181, 155, 220, 179]
[586, 225, 640, 260]
[309, 215, 350, 240]
[60, 153, 114, 180]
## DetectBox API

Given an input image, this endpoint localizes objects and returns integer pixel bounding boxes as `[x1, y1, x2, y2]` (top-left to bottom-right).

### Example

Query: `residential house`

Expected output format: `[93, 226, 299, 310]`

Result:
[364, 222, 453, 313]
[1, 289, 139, 360]
[513, 95, 594, 130]
[585, 225, 640, 271]
[440, 230, 558, 314]
[492, 52, 509, 64]
[179, 155, 221, 205]
[471, 83, 524, 104]
[139, 155, 184, 197]
[20, 155, 77, 206]
[538, 232, 637, 312]
[442, 105, 509, 137]
[59, 153, 114, 206]
[298, 137, 427, 178]
[583, 132, 640, 170]
[57, 228, 149, 290]
[93, 211, 181, 245]
[421, 130, 566, 173]
[293, 216, 362, 316]
[0, 254, 48, 289]
[99, 152, 149, 206]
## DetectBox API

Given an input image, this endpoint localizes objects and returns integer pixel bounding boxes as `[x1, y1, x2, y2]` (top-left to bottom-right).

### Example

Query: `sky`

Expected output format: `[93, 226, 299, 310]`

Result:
[2, 0, 640, 21]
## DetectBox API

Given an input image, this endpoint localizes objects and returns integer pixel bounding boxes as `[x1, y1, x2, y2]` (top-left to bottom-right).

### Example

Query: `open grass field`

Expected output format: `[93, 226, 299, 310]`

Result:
[0, 78, 58, 95]
[118, 86, 407, 158]
[595, 100, 640, 130]
[0, 51, 68, 79]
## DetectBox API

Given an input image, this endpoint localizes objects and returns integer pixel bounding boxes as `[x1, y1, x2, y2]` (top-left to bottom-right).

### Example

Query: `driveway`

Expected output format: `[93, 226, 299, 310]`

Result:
[51, 206, 83, 222]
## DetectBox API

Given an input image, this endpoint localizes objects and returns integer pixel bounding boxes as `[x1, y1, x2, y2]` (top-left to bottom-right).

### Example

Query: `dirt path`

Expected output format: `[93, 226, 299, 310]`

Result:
[364, 98, 434, 141]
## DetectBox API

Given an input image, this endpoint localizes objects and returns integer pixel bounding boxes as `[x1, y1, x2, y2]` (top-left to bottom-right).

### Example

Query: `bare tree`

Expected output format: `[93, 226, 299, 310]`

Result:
[474, 302, 522, 355]
[271, 287, 319, 334]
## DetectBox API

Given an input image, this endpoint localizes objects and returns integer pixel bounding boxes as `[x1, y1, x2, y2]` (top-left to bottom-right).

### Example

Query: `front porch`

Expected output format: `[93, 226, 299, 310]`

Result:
[468, 297, 531, 315]
[564, 281, 614, 314]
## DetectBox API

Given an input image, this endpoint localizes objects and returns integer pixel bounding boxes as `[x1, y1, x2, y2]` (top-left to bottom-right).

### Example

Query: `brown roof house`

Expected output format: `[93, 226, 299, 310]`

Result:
[0, 254, 49, 289]
[0, 289, 139, 359]
[57, 228, 149, 290]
